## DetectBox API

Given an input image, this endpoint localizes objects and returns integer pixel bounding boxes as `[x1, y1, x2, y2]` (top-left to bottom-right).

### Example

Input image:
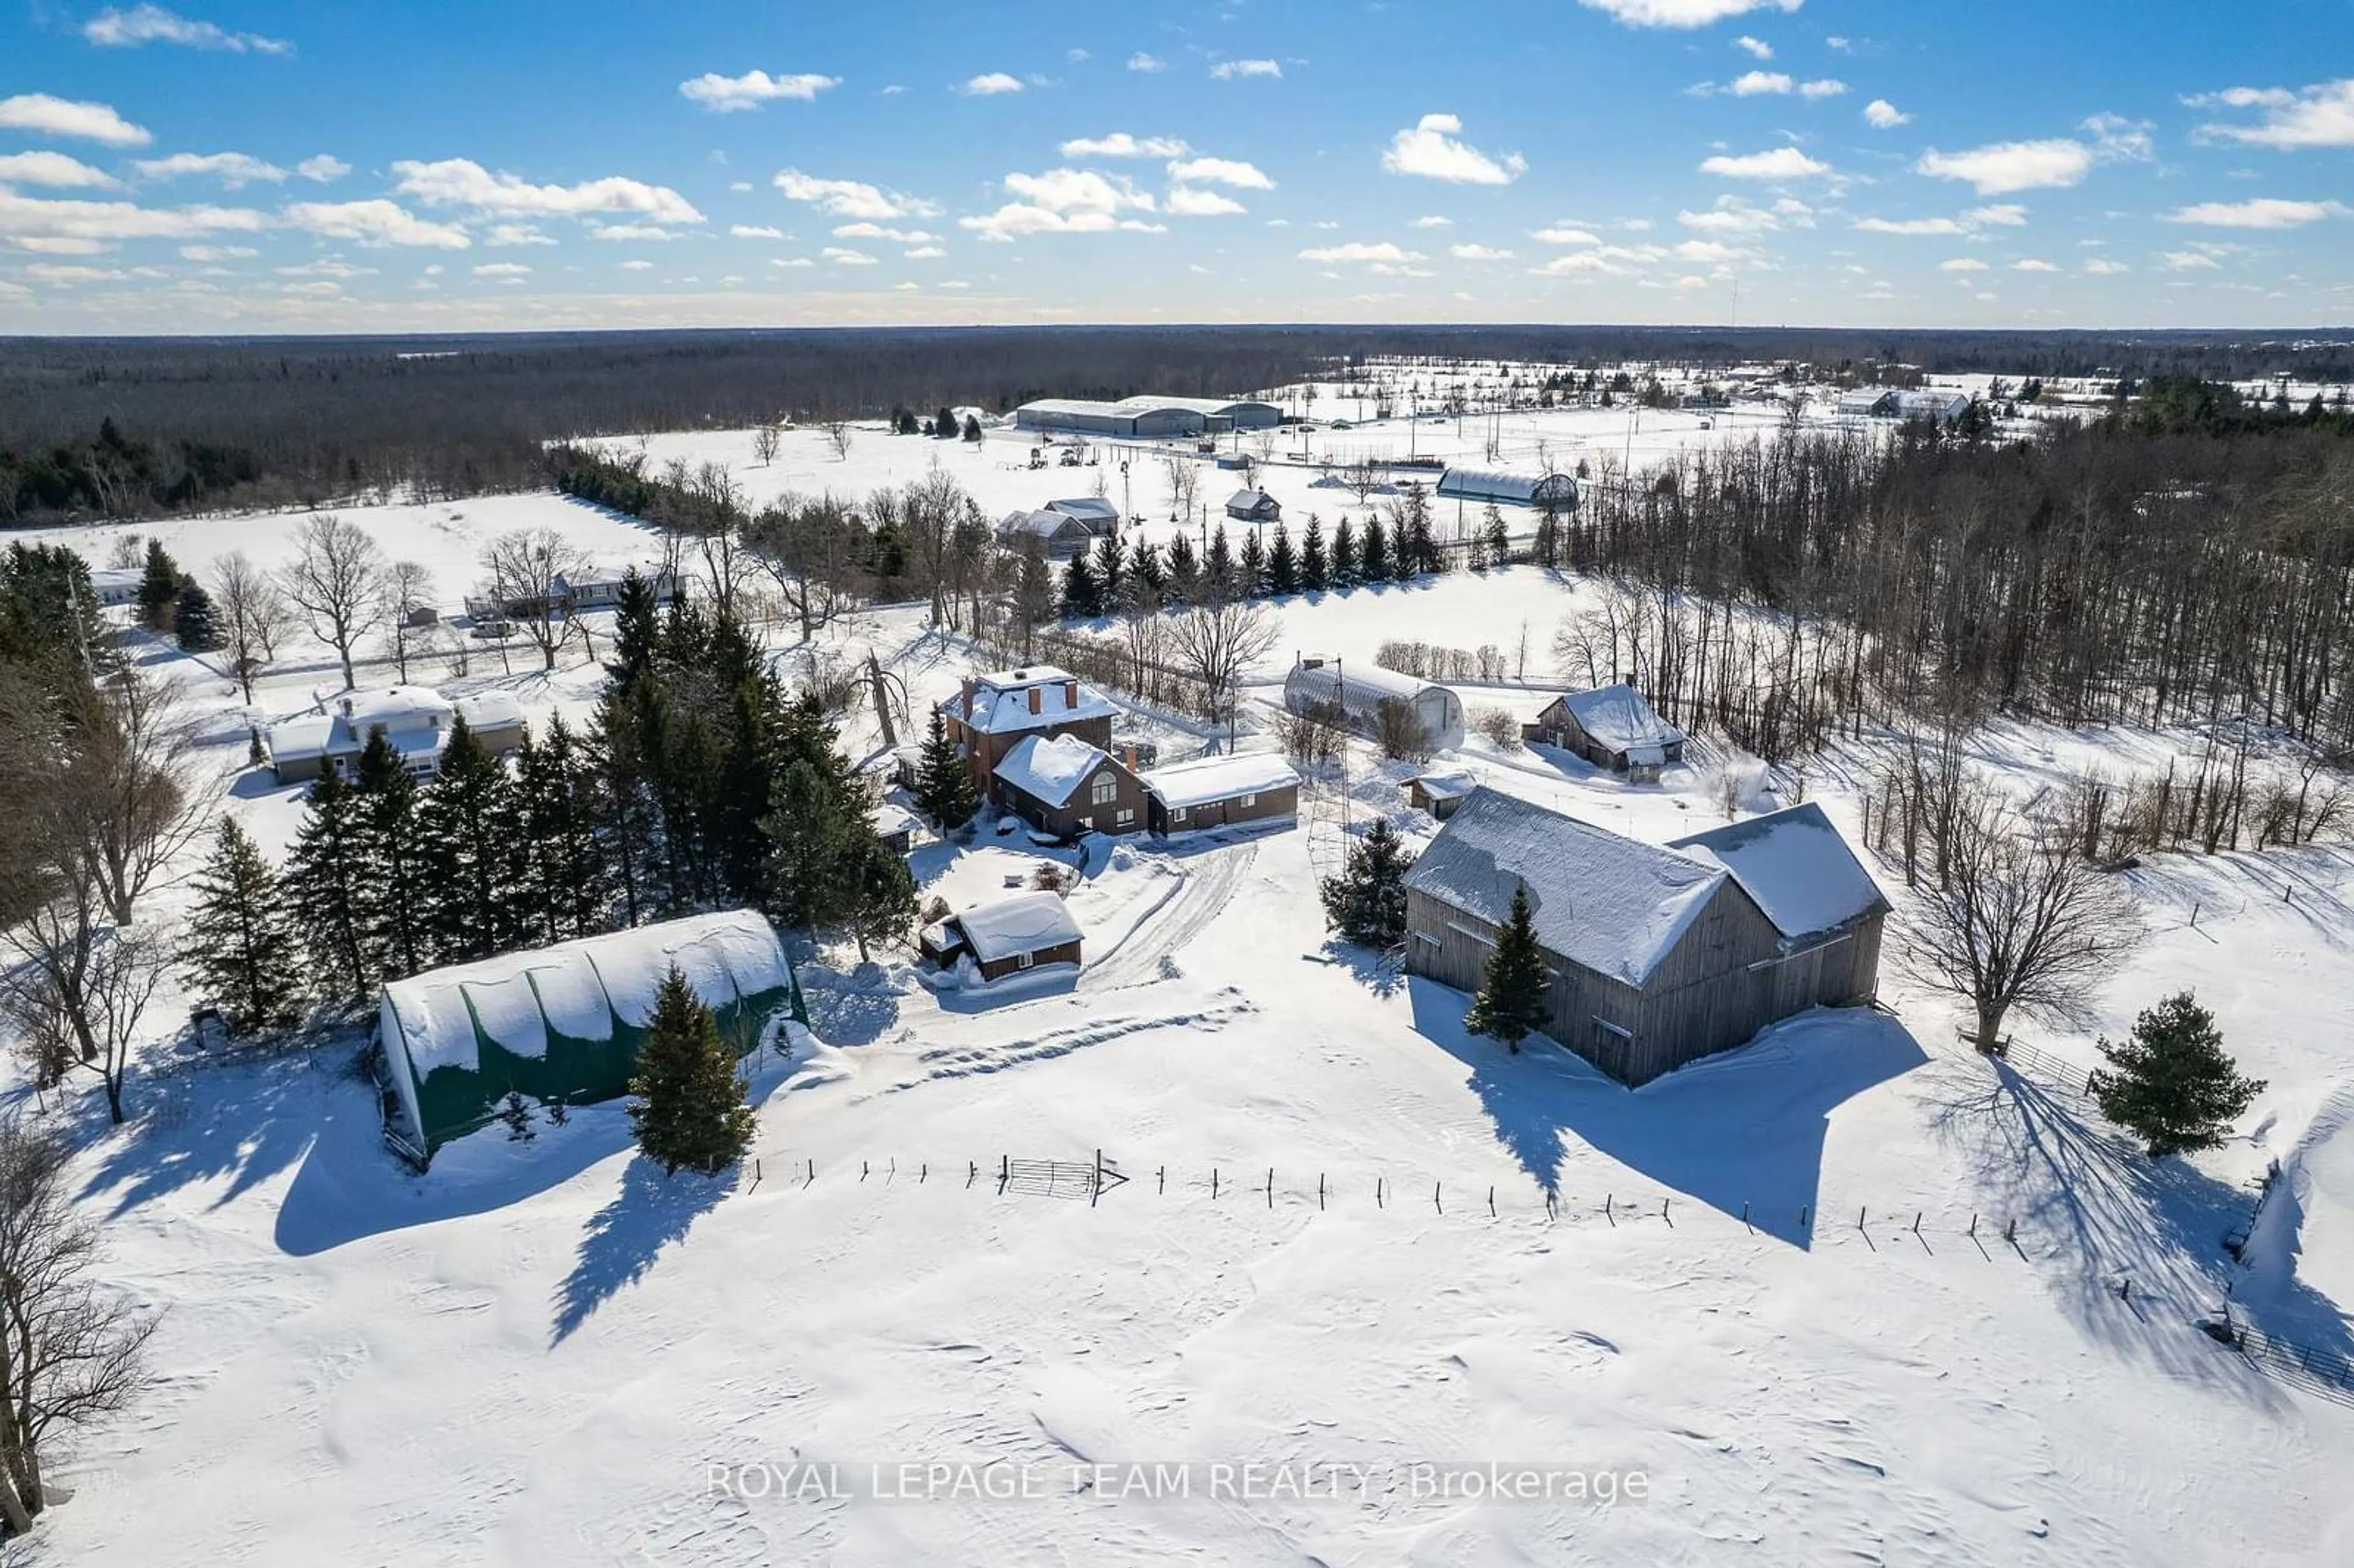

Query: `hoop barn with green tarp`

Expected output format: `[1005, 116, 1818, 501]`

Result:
[375, 910, 807, 1161]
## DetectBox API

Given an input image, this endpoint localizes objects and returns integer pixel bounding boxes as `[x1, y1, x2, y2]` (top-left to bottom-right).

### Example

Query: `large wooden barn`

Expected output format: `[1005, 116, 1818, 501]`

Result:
[1402, 790, 1887, 1085]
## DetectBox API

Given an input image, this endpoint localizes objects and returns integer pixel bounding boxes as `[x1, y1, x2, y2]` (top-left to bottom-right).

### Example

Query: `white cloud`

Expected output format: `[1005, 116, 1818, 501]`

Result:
[2084, 257, 2130, 275]
[0, 94, 151, 147]
[1060, 133, 1190, 158]
[904, 245, 946, 259]
[1409, 215, 1452, 228]
[1381, 113, 1526, 185]
[0, 188, 264, 244]
[0, 151, 120, 189]
[1166, 156, 1273, 189]
[769, 256, 813, 268]
[821, 246, 878, 264]
[1800, 78, 1847, 99]
[134, 151, 288, 188]
[177, 243, 254, 261]
[1699, 147, 1830, 179]
[1167, 186, 1246, 216]
[1532, 223, 1602, 245]
[25, 262, 129, 284]
[2159, 250, 2221, 270]
[1938, 257, 1989, 271]
[1729, 71, 1792, 96]
[679, 70, 839, 112]
[2168, 197, 2347, 229]
[275, 257, 374, 278]
[619, 259, 654, 271]
[295, 154, 349, 183]
[83, 5, 290, 54]
[1863, 99, 1910, 129]
[1916, 139, 2092, 194]
[283, 199, 471, 248]
[1450, 242, 1513, 260]
[394, 159, 703, 224]
[592, 224, 684, 241]
[774, 169, 939, 221]
[1854, 216, 1964, 235]
[2013, 258, 2058, 272]
[1578, 0, 1802, 28]
[485, 223, 554, 246]
[1680, 196, 1781, 232]
[731, 224, 787, 239]
[1127, 53, 1165, 72]
[2188, 78, 2354, 148]
[1209, 59, 1282, 80]
[1672, 238, 1742, 263]
[960, 167, 1162, 239]
[1734, 35, 1772, 59]
[959, 72, 1025, 96]
[1298, 241, 1418, 264]
[831, 221, 937, 242]
[1964, 204, 2028, 226]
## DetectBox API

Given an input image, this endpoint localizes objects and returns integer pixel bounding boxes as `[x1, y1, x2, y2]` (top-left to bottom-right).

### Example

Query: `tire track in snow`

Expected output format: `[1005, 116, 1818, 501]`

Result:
[1083, 841, 1257, 993]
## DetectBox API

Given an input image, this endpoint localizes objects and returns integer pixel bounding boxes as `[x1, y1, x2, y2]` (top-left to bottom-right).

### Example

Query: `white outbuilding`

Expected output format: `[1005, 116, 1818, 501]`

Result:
[1283, 657, 1466, 753]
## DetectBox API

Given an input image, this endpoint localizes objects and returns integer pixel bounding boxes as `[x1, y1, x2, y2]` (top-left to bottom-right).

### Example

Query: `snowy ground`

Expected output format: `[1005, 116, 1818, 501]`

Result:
[12, 439, 2354, 1563]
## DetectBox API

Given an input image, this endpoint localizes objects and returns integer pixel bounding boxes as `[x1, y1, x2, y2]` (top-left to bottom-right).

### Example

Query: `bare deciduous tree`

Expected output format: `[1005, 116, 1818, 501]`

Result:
[479, 527, 590, 672]
[382, 560, 436, 683]
[1898, 772, 2140, 1052]
[745, 494, 859, 643]
[1166, 597, 1279, 730]
[821, 419, 853, 462]
[1161, 453, 1200, 525]
[0, 1114, 159, 1533]
[210, 551, 294, 706]
[280, 514, 386, 690]
[751, 424, 782, 466]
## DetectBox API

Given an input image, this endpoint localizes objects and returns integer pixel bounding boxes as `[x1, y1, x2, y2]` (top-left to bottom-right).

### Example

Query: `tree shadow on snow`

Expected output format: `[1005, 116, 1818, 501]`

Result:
[1918, 1052, 2329, 1406]
[548, 1154, 732, 1345]
[1410, 979, 1924, 1246]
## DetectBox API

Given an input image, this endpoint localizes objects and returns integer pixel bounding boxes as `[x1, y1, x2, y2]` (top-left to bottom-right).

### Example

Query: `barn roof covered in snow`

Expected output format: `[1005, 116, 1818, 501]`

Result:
[1558, 685, 1684, 757]
[995, 733, 1116, 806]
[1140, 750, 1299, 809]
[951, 890, 1083, 963]
[1403, 786, 1725, 987]
[1669, 802, 1889, 945]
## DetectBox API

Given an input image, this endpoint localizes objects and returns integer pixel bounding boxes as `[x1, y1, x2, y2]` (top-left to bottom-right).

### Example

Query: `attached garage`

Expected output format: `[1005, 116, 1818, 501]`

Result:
[375, 910, 805, 1162]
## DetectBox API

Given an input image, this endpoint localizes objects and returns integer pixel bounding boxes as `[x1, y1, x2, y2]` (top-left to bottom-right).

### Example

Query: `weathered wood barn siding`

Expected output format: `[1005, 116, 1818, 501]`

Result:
[1406, 883, 1884, 1086]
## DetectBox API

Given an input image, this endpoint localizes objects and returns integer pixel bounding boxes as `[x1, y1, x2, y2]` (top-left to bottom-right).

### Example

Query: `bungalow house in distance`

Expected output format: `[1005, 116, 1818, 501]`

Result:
[993, 733, 1151, 840]
[1402, 788, 1887, 1086]
[940, 666, 1119, 801]
[995, 509, 1099, 559]
[1225, 487, 1282, 524]
[88, 566, 144, 609]
[266, 685, 527, 784]
[920, 890, 1083, 982]
[1529, 685, 1686, 780]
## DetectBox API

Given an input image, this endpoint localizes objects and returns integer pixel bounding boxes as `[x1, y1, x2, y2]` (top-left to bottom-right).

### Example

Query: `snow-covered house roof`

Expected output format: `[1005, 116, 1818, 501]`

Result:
[88, 566, 144, 604]
[949, 890, 1083, 964]
[1669, 803, 1889, 945]
[1558, 685, 1684, 759]
[943, 666, 1121, 736]
[1225, 487, 1280, 519]
[994, 732, 1114, 807]
[995, 509, 1098, 550]
[1140, 751, 1300, 810]
[1043, 497, 1119, 525]
[1837, 387, 1894, 417]
[1890, 389, 1971, 422]
[1407, 769, 1477, 802]
[869, 799, 922, 840]
[1402, 786, 1726, 988]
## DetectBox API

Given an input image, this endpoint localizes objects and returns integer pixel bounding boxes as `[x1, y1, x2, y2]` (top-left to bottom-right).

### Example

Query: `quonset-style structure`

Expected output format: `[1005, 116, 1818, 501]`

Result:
[373, 910, 804, 1162]
[1283, 657, 1467, 753]
[1013, 395, 1283, 439]
[1434, 469, 1580, 509]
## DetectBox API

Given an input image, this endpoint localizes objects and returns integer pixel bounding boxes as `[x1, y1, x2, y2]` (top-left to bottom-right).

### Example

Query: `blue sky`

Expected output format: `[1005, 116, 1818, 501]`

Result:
[2, 0, 2352, 333]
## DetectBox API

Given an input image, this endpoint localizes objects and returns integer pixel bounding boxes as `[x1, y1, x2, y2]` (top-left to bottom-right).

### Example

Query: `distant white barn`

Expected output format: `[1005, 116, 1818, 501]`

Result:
[1013, 395, 1283, 439]
[1436, 469, 1579, 509]
[1283, 657, 1466, 753]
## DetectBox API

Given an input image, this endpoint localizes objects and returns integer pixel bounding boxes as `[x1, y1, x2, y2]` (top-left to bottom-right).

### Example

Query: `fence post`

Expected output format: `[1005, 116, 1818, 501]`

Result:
[1488, 1185, 1496, 1218]
[1267, 1167, 1274, 1209]
[1213, 1168, 1219, 1199]
[1604, 1194, 1615, 1227]
[1741, 1201, 1751, 1235]
[1159, 1165, 1165, 1195]
[1319, 1173, 1326, 1211]
[1434, 1181, 1442, 1214]
[1662, 1197, 1671, 1226]
[806, 1157, 814, 1185]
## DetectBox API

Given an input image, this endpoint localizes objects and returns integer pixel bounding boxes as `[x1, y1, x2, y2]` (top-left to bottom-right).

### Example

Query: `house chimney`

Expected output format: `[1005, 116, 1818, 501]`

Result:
[961, 677, 976, 717]
[1028, 686, 1042, 715]
[1124, 744, 1137, 769]
[1064, 679, 1079, 708]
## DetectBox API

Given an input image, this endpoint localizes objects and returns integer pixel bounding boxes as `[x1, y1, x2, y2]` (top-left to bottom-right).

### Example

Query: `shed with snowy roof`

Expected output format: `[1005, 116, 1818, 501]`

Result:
[918, 890, 1083, 982]
[1529, 684, 1686, 778]
[373, 910, 804, 1162]
[1401, 789, 1884, 1085]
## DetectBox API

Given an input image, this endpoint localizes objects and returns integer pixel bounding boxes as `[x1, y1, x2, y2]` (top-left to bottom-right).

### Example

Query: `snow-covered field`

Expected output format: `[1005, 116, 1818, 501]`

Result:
[12, 420, 2354, 1564]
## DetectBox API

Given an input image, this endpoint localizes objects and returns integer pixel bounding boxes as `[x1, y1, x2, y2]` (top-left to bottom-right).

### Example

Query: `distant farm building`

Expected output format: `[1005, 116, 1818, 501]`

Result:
[1284, 657, 1466, 753]
[1225, 487, 1282, 524]
[88, 566, 143, 608]
[1013, 395, 1284, 440]
[1402, 790, 1887, 1086]
[995, 509, 1099, 558]
[1140, 751, 1300, 834]
[1837, 387, 1972, 424]
[375, 910, 803, 1161]
[553, 563, 679, 612]
[1404, 770, 1477, 820]
[1528, 685, 1686, 780]
[920, 890, 1083, 983]
[266, 685, 526, 783]
[1436, 469, 1579, 509]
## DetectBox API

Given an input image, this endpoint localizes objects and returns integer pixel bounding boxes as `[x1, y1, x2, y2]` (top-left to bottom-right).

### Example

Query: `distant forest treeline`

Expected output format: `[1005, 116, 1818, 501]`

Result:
[2, 324, 2350, 523]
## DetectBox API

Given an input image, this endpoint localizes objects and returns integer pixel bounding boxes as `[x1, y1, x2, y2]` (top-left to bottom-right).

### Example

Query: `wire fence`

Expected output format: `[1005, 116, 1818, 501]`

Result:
[2224, 1322, 2354, 1406]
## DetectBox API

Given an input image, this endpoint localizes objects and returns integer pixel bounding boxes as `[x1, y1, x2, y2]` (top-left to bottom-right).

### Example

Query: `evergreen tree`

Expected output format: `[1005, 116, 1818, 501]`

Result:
[172, 580, 223, 651]
[1299, 514, 1328, 591]
[935, 405, 958, 439]
[1205, 523, 1235, 596]
[418, 714, 526, 965]
[608, 569, 662, 684]
[1481, 504, 1510, 569]
[514, 716, 610, 946]
[1317, 816, 1411, 950]
[2093, 991, 2266, 1157]
[136, 538, 183, 632]
[1360, 516, 1392, 581]
[1266, 520, 1298, 596]
[913, 707, 980, 833]
[585, 686, 662, 927]
[181, 818, 303, 1035]
[1395, 484, 1438, 577]
[1331, 516, 1359, 587]
[1165, 529, 1199, 603]
[353, 729, 431, 979]
[1129, 539, 1167, 603]
[1238, 526, 1268, 597]
[1094, 531, 1126, 607]
[962, 414, 983, 443]
[1464, 881, 1549, 1053]
[1060, 552, 1102, 618]
[627, 966, 756, 1175]
[284, 764, 374, 1003]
